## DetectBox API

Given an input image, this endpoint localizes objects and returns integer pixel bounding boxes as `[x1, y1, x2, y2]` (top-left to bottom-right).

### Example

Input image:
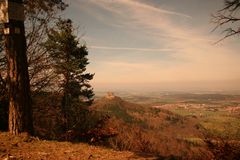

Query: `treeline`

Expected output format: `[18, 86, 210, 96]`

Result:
[0, 0, 94, 135]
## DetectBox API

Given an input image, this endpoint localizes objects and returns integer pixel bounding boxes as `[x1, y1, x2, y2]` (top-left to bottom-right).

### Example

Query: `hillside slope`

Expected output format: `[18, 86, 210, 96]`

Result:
[90, 94, 213, 159]
[91, 94, 202, 137]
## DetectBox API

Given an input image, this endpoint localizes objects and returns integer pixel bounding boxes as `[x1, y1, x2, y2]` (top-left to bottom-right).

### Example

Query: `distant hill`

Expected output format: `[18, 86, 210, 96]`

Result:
[90, 92, 145, 123]
[89, 93, 213, 159]
[91, 93, 200, 131]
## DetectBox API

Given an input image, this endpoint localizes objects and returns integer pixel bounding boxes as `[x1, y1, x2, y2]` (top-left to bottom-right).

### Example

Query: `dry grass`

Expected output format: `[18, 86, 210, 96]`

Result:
[0, 132, 157, 160]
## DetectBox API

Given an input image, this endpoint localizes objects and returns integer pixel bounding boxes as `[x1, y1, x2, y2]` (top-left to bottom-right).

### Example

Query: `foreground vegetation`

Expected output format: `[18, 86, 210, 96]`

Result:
[0, 132, 156, 160]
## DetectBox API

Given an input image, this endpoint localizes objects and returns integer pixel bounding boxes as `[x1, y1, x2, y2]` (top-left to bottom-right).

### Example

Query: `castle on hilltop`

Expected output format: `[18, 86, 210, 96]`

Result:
[105, 92, 116, 99]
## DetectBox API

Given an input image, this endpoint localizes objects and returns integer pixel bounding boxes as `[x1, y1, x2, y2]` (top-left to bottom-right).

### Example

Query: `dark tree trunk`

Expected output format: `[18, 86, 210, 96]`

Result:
[61, 48, 71, 130]
[61, 67, 71, 130]
[5, 19, 34, 135]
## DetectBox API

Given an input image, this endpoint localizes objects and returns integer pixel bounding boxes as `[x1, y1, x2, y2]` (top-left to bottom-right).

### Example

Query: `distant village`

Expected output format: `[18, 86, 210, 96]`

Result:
[152, 103, 240, 116]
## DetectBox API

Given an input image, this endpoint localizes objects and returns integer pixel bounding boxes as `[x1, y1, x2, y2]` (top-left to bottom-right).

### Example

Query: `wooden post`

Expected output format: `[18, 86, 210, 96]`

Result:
[1, 0, 33, 135]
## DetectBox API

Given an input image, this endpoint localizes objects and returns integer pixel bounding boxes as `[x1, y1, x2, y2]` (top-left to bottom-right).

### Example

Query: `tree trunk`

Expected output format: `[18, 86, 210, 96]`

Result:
[5, 19, 34, 135]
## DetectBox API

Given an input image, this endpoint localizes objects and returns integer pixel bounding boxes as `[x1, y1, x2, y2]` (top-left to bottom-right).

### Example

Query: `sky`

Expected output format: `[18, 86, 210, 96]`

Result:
[63, 0, 240, 92]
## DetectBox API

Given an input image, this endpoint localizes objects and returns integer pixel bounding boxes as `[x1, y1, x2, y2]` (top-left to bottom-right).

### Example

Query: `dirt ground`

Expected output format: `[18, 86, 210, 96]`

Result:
[0, 132, 157, 160]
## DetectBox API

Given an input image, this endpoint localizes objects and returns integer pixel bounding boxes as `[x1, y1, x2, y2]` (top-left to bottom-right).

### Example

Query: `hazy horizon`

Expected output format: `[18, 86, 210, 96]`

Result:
[92, 80, 240, 94]
[64, 0, 240, 92]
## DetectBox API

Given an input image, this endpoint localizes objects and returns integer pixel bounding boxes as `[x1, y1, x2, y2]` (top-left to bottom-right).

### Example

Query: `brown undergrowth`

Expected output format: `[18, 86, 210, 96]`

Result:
[0, 132, 156, 160]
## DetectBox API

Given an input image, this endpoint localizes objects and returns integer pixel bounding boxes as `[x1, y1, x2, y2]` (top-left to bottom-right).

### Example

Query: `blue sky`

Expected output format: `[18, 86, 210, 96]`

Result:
[63, 0, 240, 92]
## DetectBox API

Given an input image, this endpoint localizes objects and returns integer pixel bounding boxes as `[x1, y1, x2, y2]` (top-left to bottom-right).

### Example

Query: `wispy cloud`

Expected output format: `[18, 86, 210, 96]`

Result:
[90, 45, 176, 52]
[69, 0, 240, 90]
[90, 0, 192, 19]
[88, 0, 212, 42]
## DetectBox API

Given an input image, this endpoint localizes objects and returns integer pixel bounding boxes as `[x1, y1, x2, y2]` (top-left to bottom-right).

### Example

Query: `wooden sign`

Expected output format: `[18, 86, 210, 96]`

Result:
[0, 0, 8, 23]
[0, 0, 24, 23]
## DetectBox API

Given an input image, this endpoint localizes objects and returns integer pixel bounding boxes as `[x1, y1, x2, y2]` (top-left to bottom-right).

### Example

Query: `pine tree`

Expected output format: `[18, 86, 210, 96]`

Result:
[44, 19, 94, 114]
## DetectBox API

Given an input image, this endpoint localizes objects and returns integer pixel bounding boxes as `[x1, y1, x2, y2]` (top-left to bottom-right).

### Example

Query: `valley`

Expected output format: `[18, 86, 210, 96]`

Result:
[92, 92, 240, 159]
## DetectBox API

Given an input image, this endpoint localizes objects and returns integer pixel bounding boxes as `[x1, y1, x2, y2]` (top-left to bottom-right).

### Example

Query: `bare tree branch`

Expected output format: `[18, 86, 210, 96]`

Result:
[212, 0, 240, 42]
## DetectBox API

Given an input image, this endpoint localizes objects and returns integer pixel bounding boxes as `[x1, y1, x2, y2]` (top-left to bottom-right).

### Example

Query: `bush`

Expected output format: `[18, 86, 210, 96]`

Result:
[31, 92, 117, 143]
[205, 139, 240, 160]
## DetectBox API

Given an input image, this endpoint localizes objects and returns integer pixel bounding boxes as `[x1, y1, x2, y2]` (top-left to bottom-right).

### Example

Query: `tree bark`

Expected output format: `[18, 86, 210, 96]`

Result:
[5, 19, 34, 135]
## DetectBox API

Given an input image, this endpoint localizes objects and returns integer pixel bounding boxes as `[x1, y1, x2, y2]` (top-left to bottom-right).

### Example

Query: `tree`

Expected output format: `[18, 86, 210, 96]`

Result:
[43, 19, 94, 128]
[0, 0, 67, 134]
[0, 0, 68, 93]
[3, 0, 33, 135]
[212, 0, 240, 42]
[24, 0, 68, 91]
[0, 35, 7, 95]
